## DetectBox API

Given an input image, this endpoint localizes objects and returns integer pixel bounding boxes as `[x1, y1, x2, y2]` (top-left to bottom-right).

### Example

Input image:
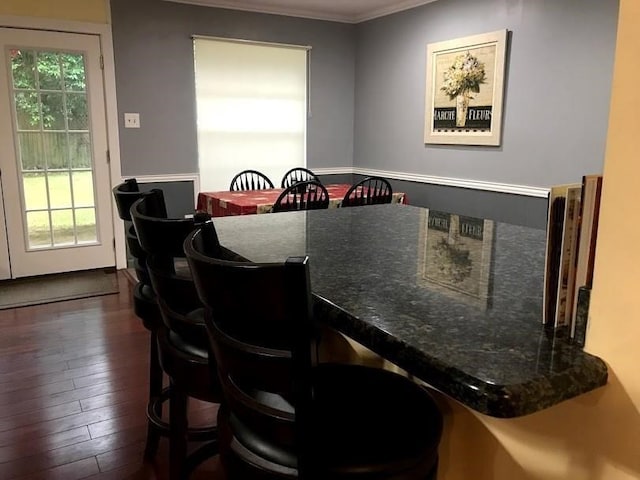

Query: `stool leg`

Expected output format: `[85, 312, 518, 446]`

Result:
[169, 380, 189, 480]
[144, 331, 162, 459]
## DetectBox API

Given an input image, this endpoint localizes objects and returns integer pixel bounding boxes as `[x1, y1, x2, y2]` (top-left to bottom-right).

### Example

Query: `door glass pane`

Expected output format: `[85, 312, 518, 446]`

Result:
[48, 172, 72, 209]
[19, 132, 45, 170]
[14, 92, 40, 130]
[9, 47, 97, 250]
[66, 93, 88, 130]
[69, 133, 91, 168]
[40, 132, 68, 169]
[41, 93, 65, 130]
[62, 53, 85, 92]
[51, 209, 74, 245]
[22, 173, 48, 210]
[37, 52, 62, 90]
[72, 171, 94, 207]
[75, 208, 97, 243]
[10, 49, 36, 89]
[26, 211, 51, 248]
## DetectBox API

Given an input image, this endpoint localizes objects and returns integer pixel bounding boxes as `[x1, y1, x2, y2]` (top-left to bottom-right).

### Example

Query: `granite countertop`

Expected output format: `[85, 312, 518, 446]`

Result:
[212, 204, 608, 418]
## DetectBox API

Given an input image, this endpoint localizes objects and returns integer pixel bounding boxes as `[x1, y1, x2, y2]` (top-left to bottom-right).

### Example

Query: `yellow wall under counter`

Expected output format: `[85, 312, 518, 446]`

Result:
[0, 0, 109, 24]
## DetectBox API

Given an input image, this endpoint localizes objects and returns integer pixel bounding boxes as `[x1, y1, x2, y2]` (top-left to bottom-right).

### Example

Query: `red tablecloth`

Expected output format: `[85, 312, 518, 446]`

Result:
[197, 184, 407, 217]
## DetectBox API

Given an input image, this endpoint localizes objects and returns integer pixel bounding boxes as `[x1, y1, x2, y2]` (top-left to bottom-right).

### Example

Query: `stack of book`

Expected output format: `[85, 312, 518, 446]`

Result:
[543, 174, 603, 339]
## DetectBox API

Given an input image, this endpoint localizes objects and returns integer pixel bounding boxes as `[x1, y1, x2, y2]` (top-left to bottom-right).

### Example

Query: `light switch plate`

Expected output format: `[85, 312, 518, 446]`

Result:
[124, 113, 140, 128]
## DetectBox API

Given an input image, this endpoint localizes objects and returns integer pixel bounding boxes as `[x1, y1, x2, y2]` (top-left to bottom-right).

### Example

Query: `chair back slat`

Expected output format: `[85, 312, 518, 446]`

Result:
[281, 167, 320, 189]
[230, 170, 274, 191]
[272, 180, 329, 213]
[342, 176, 393, 207]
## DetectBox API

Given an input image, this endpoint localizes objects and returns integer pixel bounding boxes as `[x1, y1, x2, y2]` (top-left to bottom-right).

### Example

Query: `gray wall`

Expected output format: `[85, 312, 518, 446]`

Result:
[353, 0, 618, 188]
[110, 0, 356, 176]
[111, 0, 618, 227]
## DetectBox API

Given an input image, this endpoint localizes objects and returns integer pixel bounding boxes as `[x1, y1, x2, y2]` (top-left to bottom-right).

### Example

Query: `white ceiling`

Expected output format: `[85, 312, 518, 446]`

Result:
[163, 0, 438, 23]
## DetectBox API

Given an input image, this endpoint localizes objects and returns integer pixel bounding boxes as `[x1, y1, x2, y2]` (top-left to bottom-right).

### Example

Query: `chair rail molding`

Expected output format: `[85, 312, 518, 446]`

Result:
[312, 167, 550, 198]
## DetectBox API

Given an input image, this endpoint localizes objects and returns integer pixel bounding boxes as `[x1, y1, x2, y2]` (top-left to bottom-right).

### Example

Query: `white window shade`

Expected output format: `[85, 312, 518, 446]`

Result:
[194, 38, 308, 192]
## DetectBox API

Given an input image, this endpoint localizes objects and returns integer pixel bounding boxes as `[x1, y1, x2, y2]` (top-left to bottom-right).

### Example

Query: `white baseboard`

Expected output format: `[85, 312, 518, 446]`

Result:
[312, 167, 549, 198]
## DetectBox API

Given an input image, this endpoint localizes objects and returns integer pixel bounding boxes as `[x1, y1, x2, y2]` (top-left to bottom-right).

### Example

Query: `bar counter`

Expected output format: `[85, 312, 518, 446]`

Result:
[212, 204, 608, 418]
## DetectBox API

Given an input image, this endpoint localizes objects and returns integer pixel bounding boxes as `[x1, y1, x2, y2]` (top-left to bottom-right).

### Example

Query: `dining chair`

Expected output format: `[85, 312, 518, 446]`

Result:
[272, 180, 329, 213]
[185, 221, 443, 480]
[229, 169, 274, 191]
[281, 167, 321, 189]
[130, 191, 222, 479]
[112, 179, 167, 459]
[341, 176, 393, 207]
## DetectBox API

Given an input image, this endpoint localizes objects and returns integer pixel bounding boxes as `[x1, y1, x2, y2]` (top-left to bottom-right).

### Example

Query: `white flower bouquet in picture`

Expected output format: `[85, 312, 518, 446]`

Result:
[440, 51, 487, 127]
[424, 30, 508, 146]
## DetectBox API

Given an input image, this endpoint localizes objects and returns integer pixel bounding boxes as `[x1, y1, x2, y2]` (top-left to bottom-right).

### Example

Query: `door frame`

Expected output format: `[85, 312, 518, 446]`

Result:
[0, 13, 127, 270]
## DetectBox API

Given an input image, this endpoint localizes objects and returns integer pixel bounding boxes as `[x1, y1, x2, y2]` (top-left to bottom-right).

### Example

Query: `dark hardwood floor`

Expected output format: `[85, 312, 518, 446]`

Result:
[0, 272, 225, 479]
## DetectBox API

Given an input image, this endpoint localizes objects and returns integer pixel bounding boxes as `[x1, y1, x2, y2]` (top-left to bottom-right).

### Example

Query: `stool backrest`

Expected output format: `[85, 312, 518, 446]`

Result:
[131, 191, 214, 348]
[185, 223, 315, 472]
[112, 179, 163, 284]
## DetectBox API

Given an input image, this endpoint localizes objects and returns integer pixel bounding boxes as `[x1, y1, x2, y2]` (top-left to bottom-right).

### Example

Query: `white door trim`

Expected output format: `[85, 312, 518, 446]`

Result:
[0, 14, 126, 269]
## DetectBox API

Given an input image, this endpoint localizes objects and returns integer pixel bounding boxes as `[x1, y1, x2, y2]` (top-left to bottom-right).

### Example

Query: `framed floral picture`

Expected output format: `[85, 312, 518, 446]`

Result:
[424, 30, 508, 146]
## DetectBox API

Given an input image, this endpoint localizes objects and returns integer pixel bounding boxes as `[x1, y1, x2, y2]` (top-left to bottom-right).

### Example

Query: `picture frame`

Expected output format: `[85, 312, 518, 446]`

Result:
[417, 209, 495, 311]
[424, 29, 508, 146]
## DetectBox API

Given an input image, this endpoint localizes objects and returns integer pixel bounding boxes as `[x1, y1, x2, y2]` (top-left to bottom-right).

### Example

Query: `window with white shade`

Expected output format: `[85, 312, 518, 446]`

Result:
[193, 37, 309, 192]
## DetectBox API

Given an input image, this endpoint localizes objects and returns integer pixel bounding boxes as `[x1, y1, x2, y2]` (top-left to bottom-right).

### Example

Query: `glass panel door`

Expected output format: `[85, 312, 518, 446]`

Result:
[11, 49, 98, 249]
[0, 28, 114, 278]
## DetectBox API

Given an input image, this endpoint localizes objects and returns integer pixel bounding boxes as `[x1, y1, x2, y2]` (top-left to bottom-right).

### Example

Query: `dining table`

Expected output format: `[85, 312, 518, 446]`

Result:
[211, 203, 607, 418]
[196, 183, 407, 217]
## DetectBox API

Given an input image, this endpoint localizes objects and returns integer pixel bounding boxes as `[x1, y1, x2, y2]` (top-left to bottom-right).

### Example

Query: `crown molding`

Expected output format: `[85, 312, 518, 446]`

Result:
[162, 0, 354, 23]
[353, 0, 437, 23]
[162, 0, 436, 24]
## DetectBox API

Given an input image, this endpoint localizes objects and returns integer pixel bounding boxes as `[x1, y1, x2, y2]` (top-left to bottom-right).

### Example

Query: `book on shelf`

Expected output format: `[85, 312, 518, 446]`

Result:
[555, 186, 581, 328]
[542, 183, 581, 327]
[570, 174, 603, 338]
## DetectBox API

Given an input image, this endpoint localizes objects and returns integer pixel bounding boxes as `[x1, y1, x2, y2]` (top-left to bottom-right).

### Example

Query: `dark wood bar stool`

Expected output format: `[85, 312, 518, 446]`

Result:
[185, 221, 443, 480]
[112, 179, 168, 459]
[131, 191, 222, 480]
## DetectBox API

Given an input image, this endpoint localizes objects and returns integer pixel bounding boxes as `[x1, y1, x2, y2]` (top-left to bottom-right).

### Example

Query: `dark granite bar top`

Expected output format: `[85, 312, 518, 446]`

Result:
[212, 204, 608, 418]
